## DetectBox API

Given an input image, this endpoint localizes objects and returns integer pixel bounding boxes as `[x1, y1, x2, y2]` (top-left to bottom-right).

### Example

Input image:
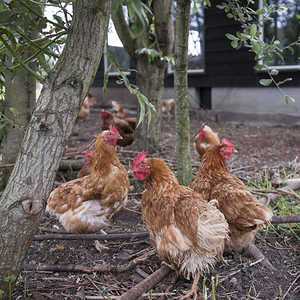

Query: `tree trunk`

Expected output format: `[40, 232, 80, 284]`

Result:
[0, 0, 111, 297]
[2, 37, 37, 186]
[135, 56, 165, 154]
[112, 0, 174, 154]
[174, 0, 192, 185]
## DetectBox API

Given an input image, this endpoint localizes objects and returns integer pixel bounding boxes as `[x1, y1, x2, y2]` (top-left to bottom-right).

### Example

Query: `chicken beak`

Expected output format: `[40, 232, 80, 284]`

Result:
[233, 148, 238, 153]
[128, 169, 133, 174]
[118, 135, 123, 140]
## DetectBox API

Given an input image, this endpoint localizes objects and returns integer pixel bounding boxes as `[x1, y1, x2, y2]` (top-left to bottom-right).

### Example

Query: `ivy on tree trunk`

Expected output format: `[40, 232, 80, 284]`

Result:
[0, 0, 112, 297]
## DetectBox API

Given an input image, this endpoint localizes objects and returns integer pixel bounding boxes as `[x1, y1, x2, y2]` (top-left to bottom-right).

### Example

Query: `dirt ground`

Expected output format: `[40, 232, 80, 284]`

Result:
[15, 106, 300, 299]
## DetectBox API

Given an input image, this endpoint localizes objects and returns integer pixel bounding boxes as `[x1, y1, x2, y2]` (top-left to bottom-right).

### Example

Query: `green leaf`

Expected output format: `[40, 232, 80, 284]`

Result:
[250, 24, 257, 37]
[103, 64, 112, 97]
[231, 39, 238, 48]
[9, 107, 18, 118]
[270, 69, 279, 76]
[251, 39, 261, 55]
[253, 64, 264, 70]
[226, 33, 237, 41]
[259, 79, 272, 86]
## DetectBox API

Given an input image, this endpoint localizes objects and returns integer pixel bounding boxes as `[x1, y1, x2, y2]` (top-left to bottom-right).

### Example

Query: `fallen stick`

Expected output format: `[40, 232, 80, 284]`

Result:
[118, 264, 173, 300]
[218, 258, 264, 284]
[33, 231, 149, 241]
[272, 215, 300, 224]
[24, 249, 155, 274]
[243, 242, 276, 270]
[260, 180, 300, 206]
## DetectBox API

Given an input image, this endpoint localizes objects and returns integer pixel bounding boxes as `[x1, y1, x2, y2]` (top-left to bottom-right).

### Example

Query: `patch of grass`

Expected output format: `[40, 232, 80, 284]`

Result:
[247, 169, 300, 240]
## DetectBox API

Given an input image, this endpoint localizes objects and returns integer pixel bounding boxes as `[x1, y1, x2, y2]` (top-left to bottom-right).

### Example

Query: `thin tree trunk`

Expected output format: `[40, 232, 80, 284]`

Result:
[2, 33, 37, 186]
[112, 0, 174, 154]
[174, 0, 192, 185]
[0, 1, 111, 297]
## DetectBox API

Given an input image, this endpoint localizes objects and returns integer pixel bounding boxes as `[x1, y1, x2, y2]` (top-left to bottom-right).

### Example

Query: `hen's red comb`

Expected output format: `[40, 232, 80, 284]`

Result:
[109, 125, 120, 136]
[131, 151, 147, 169]
[221, 138, 234, 149]
[85, 150, 94, 157]
[100, 109, 105, 113]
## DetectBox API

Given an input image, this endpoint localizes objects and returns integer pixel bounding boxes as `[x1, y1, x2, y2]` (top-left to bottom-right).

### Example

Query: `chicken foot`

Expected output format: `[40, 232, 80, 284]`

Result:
[180, 272, 200, 300]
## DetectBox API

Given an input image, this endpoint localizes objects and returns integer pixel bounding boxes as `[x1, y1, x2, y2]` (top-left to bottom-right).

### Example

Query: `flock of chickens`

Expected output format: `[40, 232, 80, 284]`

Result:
[46, 95, 273, 299]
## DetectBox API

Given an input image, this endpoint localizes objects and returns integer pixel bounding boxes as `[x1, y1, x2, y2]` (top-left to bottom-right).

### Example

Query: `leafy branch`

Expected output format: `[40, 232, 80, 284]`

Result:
[218, 0, 299, 103]
[103, 52, 156, 127]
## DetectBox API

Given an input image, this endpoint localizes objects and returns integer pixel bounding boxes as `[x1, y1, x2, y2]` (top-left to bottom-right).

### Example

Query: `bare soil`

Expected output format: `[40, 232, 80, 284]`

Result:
[15, 107, 300, 300]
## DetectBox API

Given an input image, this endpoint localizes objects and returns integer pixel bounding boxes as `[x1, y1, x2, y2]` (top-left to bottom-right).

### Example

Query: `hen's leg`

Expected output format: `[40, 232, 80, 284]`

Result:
[180, 272, 200, 300]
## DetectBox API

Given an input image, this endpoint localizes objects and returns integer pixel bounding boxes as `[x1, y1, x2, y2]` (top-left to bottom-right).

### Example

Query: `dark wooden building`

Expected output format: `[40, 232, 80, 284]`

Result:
[91, 0, 300, 126]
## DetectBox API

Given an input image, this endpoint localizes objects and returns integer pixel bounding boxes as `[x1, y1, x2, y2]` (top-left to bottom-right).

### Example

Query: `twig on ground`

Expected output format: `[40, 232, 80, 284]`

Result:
[230, 165, 252, 173]
[218, 258, 264, 284]
[118, 264, 173, 300]
[23, 249, 155, 274]
[282, 274, 300, 300]
[260, 181, 300, 206]
[33, 231, 149, 241]
[243, 242, 276, 270]
[272, 215, 300, 224]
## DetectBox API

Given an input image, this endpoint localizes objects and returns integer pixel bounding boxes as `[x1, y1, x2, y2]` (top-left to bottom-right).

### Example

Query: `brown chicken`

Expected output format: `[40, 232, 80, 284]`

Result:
[76, 150, 94, 178]
[46, 126, 130, 234]
[189, 138, 273, 251]
[130, 152, 229, 299]
[77, 97, 90, 119]
[162, 98, 175, 119]
[193, 125, 220, 158]
[87, 93, 97, 107]
[100, 109, 135, 147]
[112, 100, 128, 119]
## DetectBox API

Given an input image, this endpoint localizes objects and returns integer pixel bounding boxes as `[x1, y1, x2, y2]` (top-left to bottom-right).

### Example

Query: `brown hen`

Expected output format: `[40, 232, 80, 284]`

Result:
[100, 109, 135, 147]
[112, 100, 129, 119]
[189, 138, 273, 251]
[130, 152, 229, 299]
[46, 126, 130, 234]
[76, 150, 94, 178]
[193, 125, 220, 158]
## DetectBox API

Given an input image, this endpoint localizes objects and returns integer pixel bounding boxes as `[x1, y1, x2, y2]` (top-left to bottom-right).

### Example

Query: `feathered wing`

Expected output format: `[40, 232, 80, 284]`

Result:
[142, 186, 228, 279]
[211, 181, 273, 229]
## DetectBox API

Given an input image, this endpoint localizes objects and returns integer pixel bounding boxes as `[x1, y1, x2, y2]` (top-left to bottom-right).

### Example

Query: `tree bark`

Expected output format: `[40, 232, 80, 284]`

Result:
[174, 0, 192, 185]
[0, 1, 112, 297]
[112, 0, 174, 154]
[2, 42, 37, 186]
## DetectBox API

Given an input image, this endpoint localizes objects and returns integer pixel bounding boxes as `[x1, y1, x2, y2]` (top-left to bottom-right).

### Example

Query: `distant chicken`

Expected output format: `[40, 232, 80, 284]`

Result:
[112, 100, 129, 119]
[193, 125, 220, 158]
[162, 98, 175, 119]
[77, 97, 90, 119]
[100, 109, 135, 147]
[189, 138, 273, 251]
[46, 126, 130, 235]
[87, 93, 97, 107]
[130, 152, 229, 299]
[76, 150, 94, 178]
